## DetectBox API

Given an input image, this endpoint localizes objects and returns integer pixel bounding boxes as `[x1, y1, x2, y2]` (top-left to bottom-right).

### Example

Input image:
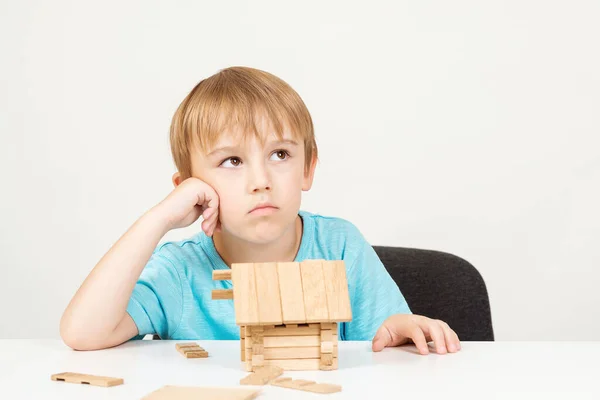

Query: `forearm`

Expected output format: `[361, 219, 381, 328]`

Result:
[59, 206, 170, 346]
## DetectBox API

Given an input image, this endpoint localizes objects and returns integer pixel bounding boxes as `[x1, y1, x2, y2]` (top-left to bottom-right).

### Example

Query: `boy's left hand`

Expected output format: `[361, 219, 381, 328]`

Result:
[371, 314, 461, 355]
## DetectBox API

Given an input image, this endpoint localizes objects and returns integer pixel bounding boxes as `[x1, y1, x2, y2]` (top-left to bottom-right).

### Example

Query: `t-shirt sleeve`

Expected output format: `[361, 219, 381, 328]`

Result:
[342, 230, 412, 341]
[126, 251, 184, 339]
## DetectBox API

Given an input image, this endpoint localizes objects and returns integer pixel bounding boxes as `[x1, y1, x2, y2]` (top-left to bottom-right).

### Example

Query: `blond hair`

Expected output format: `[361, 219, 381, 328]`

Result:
[169, 66, 317, 180]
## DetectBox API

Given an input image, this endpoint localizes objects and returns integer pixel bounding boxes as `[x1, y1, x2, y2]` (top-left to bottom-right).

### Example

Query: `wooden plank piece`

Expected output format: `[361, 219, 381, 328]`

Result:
[141, 385, 261, 400]
[254, 262, 283, 325]
[264, 346, 338, 359]
[271, 378, 342, 394]
[264, 333, 337, 348]
[232, 263, 260, 325]
[240, 365, 284, 385]
[263, 357, 338, 371]
[51, 372, 123, 387]
[322, 260, 353, 321]
[211, 289, 233, 300]
[300, 260, 329, 322]
[263, 325, 320, 337]
[212, 269, 232, 280]
[277, 262, 307, 324]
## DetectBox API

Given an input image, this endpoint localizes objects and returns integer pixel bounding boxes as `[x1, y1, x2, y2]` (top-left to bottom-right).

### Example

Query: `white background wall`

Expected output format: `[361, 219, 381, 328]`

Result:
[1, 1, 598, 341]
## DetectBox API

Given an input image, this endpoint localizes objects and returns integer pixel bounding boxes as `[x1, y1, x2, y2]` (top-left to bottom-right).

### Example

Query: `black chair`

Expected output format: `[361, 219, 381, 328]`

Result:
[373, 245, 494, 341]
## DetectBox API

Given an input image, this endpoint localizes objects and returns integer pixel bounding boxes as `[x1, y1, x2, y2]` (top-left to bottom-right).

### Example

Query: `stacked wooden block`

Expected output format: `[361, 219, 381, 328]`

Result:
[240, 322, 339, 371]
[212, 259, 352, 371]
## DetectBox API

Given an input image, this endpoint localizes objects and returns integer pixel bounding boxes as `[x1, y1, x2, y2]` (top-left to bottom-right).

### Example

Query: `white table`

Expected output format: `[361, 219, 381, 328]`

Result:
[0, 340, 598, 399]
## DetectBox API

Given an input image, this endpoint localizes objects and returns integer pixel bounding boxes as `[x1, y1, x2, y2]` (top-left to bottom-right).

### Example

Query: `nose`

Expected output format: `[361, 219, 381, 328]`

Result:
[247, 161, 271, 193]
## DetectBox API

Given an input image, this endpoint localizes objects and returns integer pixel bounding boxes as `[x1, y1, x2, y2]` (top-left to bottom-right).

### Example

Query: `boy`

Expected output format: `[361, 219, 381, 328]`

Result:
[60, 66, 461, 356]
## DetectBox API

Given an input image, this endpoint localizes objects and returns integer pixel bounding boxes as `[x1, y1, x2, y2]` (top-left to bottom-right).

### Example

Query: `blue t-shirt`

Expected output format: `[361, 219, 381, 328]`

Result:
[126, 210, 411, 341]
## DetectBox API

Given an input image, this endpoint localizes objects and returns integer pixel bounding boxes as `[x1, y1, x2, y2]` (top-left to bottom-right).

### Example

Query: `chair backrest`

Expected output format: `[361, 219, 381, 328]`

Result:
[373, 246, 494, 341]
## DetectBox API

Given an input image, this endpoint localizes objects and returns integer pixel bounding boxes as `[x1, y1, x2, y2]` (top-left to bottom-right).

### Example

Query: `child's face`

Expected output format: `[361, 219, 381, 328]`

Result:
[189, 121, 316, 244]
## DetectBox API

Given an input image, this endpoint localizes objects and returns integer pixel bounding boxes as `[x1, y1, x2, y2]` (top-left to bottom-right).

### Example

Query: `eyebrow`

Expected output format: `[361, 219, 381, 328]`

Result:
[207, 139, 299, 158]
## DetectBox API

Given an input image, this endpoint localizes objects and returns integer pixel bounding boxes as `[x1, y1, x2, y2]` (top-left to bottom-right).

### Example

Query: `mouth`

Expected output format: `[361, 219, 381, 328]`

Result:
[249, 203, 279, 215]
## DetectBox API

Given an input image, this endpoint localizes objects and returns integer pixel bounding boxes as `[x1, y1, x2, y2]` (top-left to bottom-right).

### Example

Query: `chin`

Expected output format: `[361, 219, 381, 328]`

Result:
[247, 224, 285, 244]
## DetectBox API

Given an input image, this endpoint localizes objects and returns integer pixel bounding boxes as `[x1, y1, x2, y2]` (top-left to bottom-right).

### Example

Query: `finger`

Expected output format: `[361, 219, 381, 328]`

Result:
[409, 326, 429, 355]
[422, 320, 447, 354]
[201, 210, 218, 235]
[439, 322, 461, 352]
[201, 217, 212, 235]
[371, 326, 392, 352]
[208, 212, 220, 236]
[202, 207, 215, 220]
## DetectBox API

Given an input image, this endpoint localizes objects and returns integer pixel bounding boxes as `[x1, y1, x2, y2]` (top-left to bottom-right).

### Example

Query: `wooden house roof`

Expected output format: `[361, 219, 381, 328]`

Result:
[230, 260, 352, 326]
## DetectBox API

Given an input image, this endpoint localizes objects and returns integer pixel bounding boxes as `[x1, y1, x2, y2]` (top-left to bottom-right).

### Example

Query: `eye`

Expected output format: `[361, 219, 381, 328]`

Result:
[270, 150, 290, 161]
[220, 157, 242, 168]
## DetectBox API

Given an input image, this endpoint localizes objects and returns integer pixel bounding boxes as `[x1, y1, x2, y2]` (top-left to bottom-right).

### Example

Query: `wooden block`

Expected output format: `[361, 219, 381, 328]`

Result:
[251, 354, 264, 367]
[285, 324, 298, 328]
[51, 372, 123, 387]
[263, 325, 320, 337]
[264, 333, 337, 348]
[252, 343, 264, 355]
[301, 383, 342, 394]
[320, 352, 333, 367]
[264, 346, 338, 359]
[211, 289, 233, 300]
[250, 328, 264, 345]
[320, 322, 336, 330]
[178, 347, 209, 358]
[241, 338, 245, 362]
[176, 343, 208, 358]
[321, 341, 334, 354]
[176, 342, 200, 350]
[263, 357, 337, 371]
[240, 326, 245, 339]
[240, 365, 284, 386]
[141, 385, 261, 400]
[232, 263, 259, 325]
[288, 379, 317, 388]
[322, 260, 352, 321]
[181, 350, 209, 358]
[271, 378, 342, 394]
[277, 262, 307, 323]
[299, 260, 330, 322]
[212, 269, 232, 280]
[320, 329, 333, 343]
[254, 262, 283, 325]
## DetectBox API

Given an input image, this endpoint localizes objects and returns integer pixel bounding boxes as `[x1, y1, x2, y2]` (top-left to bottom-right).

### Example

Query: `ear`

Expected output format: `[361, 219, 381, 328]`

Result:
[302, 155, 318, 191]
[172, 172, 182, 188]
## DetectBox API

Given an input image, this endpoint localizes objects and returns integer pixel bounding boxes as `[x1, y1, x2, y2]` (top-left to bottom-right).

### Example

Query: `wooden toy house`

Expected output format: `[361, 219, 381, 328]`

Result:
[212, 259, 352, 371]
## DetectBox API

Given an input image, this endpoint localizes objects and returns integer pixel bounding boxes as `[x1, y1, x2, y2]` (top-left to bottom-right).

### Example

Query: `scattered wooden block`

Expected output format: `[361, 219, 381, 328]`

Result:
[176, 342, 208, 358]
[211, 289, 233, 300]
[175, 342, 199, 350]
[141, 385, 261, 400]
[212, 269, 232, 280]
[239, 365, 284, 385]
[271, 377, 342, 394]
[50, 372, 123, 387]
